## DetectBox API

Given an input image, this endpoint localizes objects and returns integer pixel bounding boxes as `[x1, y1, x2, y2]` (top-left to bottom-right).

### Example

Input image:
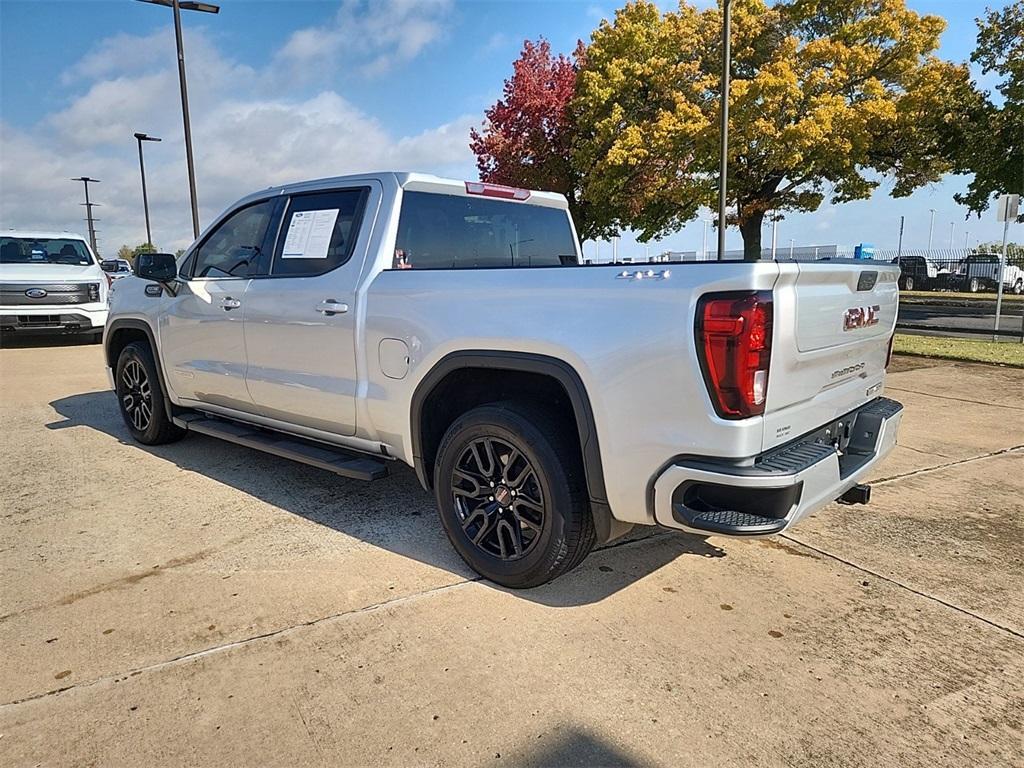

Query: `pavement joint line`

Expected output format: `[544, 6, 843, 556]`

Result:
[0, 531, 681, 710]
[779, 533, 1024, 642]
[0, 576, 481, 710]
[872, 445, 1024, 486]
[887, 386, 1024, 411]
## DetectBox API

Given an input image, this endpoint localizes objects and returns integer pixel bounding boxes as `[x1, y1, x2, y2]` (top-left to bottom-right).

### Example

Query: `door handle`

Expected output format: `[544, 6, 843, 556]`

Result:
[220, 297, 241, 311]
[316, 299, 349, 316]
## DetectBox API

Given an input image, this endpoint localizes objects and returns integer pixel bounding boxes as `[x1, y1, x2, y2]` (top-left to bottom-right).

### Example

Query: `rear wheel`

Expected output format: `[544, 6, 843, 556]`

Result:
[115, 341, 185, 445]
[434, 402, 595, 588]
[968, 277, 981, 293]
[902, 275, 915, 291]
[1013, 279, 1023, 295]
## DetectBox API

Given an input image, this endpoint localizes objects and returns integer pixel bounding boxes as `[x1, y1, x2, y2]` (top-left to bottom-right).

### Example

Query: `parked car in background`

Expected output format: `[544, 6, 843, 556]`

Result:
[100, 258, 133, 285]
[890, 254, 951, 291]
[104, 172, 902, 587]
[954, 253, 1024, 294]
[0, 230, 108, 340]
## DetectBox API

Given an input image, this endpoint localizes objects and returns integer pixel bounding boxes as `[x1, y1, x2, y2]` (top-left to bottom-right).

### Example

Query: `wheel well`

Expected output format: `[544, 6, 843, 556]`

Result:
[105, 327, 150, 369]
[417, 367, 579, 490]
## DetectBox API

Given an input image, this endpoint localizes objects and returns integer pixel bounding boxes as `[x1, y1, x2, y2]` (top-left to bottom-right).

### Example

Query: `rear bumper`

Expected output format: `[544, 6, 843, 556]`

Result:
[653, 397, 903, 536]
[0, 305, 107, 334]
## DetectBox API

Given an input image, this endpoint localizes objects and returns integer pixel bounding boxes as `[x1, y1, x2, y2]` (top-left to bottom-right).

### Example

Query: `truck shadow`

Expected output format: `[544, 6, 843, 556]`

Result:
[47, 391, 724, 608]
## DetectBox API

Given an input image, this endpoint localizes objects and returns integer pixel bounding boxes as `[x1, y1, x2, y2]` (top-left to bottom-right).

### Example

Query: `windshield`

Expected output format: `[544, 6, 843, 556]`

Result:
[0, 237, 94, 266]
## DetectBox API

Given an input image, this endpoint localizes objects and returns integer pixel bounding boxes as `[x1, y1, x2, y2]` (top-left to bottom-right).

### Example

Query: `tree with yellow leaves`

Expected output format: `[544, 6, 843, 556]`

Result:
[571, 0, 974, 259]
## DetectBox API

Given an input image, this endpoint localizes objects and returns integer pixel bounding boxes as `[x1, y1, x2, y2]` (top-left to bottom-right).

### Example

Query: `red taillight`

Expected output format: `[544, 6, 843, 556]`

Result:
[464, 181, 531, 201]
[696, 291, 773, 419]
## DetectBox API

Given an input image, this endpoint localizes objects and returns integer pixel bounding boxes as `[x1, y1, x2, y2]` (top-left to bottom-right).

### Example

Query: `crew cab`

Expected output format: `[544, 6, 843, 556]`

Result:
[104, 173, 903, 588]
[1, 230, 108, 340]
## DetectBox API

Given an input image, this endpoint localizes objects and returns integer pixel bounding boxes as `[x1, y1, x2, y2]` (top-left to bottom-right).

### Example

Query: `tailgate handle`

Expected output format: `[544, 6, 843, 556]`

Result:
[857, 271, 878, 291]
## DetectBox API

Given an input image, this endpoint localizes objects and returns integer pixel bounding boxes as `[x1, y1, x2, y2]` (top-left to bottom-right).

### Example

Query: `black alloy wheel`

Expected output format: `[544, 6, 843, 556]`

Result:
[434, 402, 595, 588]
[120, 358, 153, 433]
[115, 341, 185, 445]
[451, 436, 545, 561]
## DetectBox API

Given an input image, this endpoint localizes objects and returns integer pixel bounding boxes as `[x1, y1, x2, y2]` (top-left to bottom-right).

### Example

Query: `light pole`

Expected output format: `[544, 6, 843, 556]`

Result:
[702, 219, 710, 259]
[136, 0, 220, 240]
[949, 221, 955, 248]
[770, 212, 778, 259]
[71, 177, 100, 256]
[897, 215, 904, 260]
[927, 208, 936, 256]
[134, 132, 162, 247]
[716, 0, 732, 261]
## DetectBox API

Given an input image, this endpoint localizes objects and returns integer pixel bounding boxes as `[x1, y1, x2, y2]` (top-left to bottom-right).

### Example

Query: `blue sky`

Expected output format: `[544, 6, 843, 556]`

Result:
[0, 0, 1015, 255]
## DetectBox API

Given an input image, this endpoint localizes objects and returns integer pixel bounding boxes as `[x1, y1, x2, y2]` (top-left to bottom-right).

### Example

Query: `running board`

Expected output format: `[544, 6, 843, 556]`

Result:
[172, 414, 389, 481]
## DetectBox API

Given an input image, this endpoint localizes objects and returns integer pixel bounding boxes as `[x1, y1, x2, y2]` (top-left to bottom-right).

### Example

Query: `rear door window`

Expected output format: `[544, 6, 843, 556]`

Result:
[270, 188, 368, 277]
[394, 191, 578, 269]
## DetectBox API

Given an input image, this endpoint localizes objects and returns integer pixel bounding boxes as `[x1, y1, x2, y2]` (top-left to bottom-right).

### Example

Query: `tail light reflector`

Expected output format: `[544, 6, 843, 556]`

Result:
[696, 291, 773, 419]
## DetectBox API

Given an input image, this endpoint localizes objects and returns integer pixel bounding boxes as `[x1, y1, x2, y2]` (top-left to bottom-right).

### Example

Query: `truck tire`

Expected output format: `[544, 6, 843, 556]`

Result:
[901, 275, 914, 291]
[1013, 279, 1023, 295]
[434, 402, 595, 588]
[115, 341, 185, 445]
[968, 277, 981, 293]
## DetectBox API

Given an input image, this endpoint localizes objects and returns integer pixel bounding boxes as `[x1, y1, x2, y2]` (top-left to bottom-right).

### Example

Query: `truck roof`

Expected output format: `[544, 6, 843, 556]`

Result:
[249, 172, 570, 210]
[2, 230, 90, 241]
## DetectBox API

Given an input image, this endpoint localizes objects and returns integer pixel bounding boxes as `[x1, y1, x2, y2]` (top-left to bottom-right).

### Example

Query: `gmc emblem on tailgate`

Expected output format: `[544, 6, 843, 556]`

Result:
[843, 305, 880, 331]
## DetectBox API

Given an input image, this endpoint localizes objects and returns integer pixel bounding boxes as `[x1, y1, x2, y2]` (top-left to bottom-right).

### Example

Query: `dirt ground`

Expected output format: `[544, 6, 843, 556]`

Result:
[1, 342, 1022, 767]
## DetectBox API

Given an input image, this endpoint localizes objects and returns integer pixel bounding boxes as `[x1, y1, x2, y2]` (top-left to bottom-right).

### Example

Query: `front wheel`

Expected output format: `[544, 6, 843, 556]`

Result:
[968, 277, 981, 293]
[434, 402, 595, 588]
[115, 341, 185, 445]
[902, 275, 915, 291]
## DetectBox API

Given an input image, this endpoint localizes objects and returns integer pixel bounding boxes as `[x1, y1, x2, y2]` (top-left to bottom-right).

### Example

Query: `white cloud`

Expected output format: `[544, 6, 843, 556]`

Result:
[276, 0, 452, 78]
[1, 4, 474, 255]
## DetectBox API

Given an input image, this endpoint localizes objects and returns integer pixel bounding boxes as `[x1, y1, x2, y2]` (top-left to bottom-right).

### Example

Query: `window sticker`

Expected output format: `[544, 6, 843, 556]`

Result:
[282, 208, 340, 259]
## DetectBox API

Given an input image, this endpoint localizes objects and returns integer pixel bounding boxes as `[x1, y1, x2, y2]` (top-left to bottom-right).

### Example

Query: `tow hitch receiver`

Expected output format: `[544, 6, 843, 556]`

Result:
[838, 484, 871, 505]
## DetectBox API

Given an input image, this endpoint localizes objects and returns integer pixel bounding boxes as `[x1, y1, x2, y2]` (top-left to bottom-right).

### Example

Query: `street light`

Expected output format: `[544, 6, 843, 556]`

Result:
[71, 177, 101, 256]
[134, 132, 162, 246]
[717, 0, 732, 261]
[136, 0, 220, 240]
[927, 208, 936, 256]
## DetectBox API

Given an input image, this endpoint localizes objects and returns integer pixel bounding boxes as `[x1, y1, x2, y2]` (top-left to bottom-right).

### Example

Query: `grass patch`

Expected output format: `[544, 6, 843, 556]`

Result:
[894, 334, 1024, 367]
[902, 290, 1023, 302]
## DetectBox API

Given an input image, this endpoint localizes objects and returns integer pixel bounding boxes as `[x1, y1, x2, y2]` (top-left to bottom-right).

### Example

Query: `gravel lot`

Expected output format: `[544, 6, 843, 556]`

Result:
[1, 341, 1022, 767]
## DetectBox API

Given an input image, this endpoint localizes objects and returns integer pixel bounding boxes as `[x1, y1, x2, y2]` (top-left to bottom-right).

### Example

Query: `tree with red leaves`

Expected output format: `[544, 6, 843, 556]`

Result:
[470, 39, 594, 239]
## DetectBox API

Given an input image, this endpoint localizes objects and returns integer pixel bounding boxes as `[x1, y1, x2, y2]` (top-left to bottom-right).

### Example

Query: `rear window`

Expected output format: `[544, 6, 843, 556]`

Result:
[394, 191, 578, 269]
[0, 237, 93, 266]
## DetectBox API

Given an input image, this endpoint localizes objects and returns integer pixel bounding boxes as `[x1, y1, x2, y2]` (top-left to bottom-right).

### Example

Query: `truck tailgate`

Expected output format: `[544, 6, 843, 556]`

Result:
[762, 261, 900, 452]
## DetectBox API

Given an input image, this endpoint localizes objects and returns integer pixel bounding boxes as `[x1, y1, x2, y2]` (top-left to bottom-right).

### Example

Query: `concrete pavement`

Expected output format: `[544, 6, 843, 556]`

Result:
[1, 344, 1022, 767]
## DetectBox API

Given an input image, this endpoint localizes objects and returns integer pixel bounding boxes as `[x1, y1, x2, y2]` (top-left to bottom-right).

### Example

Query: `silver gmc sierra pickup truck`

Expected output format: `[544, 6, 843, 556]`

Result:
[105, 172, 903, 587]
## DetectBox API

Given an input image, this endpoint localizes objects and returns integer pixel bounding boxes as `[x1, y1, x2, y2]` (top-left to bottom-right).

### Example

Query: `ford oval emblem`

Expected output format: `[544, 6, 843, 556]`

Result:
[25, 288, 47, 299]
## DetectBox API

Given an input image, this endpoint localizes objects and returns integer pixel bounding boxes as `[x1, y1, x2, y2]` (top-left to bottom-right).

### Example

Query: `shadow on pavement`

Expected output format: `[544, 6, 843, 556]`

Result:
[46, 391, 724, 608]
[502, 727, 651, 767]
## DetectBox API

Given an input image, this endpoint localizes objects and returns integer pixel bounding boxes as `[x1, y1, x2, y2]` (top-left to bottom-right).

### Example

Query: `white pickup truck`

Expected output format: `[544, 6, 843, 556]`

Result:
[1, 230, 109, 340]
[105, 172, 903, 587]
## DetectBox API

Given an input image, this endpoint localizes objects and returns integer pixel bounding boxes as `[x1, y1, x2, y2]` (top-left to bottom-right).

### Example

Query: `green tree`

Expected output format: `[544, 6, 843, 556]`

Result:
[572, 0, 972, 258]
[951, 1, 1024, 219]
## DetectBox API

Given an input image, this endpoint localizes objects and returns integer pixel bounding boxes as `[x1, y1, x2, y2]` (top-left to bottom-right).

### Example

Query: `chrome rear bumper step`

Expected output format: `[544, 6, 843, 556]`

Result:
[172, 414, 389, 481]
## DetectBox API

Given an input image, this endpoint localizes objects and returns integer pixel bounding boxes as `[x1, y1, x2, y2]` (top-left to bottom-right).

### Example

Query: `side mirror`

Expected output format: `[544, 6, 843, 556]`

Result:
[100, 259, 120, 273]
[135, 252, 177, 282]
